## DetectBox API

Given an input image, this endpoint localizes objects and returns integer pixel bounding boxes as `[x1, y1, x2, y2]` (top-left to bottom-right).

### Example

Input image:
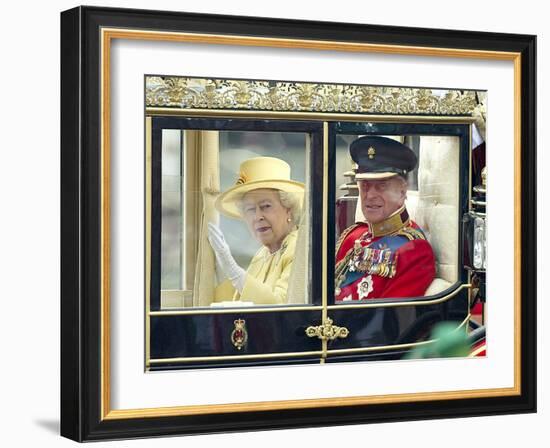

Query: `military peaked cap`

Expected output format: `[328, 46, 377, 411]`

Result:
[350, 135, 418, 180]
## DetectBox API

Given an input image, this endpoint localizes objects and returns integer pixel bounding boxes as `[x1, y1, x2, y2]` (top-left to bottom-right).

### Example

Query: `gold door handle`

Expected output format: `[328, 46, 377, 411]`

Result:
[305, 317, 349, 341]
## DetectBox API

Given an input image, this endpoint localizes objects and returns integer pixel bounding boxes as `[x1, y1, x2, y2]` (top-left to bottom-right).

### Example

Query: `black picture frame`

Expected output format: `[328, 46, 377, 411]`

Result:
[61, 5, 536, 442]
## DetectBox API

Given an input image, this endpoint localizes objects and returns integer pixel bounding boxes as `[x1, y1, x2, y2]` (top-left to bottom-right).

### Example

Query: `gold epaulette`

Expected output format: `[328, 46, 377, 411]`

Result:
[395, 226, 426, 241]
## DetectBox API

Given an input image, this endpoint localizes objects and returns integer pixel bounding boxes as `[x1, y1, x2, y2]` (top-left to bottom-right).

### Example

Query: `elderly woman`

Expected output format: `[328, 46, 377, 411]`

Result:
[208, 157, 304, 305]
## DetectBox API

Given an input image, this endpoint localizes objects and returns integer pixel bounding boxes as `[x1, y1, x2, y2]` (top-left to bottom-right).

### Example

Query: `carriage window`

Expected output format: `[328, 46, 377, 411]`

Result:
[157, 129, 311, 308]
[334, 132, 461, 303]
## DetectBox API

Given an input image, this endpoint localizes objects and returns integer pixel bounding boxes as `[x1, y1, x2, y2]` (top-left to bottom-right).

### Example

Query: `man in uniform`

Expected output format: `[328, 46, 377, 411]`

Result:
[335, 136, 435, 301]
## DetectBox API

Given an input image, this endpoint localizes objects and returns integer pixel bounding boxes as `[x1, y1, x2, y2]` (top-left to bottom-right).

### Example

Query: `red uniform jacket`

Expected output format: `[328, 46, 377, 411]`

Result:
[335, 216, 435, 301]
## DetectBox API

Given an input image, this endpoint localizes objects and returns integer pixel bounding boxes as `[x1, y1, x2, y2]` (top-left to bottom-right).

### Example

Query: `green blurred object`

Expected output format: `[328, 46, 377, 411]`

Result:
[405, 322, 470, 359]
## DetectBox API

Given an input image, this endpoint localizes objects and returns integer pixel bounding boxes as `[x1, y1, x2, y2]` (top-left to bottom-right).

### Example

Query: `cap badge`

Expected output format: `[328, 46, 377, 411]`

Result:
[367, 146, 376, 159]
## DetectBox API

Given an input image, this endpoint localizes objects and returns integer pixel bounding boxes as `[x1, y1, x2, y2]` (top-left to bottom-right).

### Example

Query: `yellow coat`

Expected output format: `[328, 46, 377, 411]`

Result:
[214, 230, 297, 305]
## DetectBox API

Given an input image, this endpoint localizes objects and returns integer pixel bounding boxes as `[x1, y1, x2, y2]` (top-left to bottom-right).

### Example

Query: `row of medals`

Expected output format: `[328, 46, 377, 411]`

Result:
[335, 236, 397, 296]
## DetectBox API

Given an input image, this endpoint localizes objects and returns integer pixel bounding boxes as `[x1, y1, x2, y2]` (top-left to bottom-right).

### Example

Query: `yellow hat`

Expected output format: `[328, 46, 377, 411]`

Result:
[215, 157, 305, 219]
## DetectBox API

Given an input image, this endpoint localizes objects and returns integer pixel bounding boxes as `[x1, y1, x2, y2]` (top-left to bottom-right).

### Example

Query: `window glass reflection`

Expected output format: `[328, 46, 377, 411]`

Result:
[160, 130, 310, 308]
[334, 134, 459, 302]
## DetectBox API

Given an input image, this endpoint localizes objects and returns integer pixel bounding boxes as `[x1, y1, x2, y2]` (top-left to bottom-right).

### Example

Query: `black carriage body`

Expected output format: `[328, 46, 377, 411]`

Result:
[148, 116, 471, 370]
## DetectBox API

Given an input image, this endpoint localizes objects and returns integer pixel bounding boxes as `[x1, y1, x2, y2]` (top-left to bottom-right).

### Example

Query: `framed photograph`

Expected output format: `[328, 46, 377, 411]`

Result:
[61, 5, 536, 441]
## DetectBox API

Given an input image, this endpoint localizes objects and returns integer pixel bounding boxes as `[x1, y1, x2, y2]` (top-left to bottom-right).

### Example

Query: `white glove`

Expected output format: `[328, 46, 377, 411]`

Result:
[207, 222, 246, 292]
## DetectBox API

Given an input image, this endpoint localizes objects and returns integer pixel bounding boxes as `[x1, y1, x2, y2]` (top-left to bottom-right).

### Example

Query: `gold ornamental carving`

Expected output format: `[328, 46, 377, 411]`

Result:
[231, 319, 248, 350]
[306, 317, 349, 341]
[146, 76, 479, 116]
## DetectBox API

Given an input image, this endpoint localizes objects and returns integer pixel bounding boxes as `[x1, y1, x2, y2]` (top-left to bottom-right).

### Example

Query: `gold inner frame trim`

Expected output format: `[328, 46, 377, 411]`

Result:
[101, 28, 111, 421]
[103, 28, 519, 60]
[101, 27, 522, 421]
[513, 55, 522, 388]
[104, 387, 516, 420]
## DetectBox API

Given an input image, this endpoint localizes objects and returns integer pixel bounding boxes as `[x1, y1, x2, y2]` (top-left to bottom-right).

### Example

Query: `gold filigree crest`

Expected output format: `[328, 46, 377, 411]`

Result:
[146, 76, 480, 115]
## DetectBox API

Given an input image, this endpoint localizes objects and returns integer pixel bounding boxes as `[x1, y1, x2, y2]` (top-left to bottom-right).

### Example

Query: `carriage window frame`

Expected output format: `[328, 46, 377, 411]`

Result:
[148, 116, 325, 312]
[327, 121, 471, 307]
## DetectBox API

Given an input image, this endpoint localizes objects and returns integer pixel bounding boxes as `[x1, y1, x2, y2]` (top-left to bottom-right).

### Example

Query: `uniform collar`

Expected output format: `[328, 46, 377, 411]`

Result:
[368, 206, 410, 237]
